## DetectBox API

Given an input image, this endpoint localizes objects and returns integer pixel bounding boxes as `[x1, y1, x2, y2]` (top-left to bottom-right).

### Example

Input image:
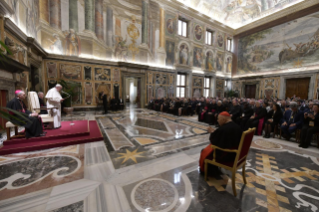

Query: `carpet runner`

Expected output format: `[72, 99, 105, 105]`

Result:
[0, 120, 103, 155]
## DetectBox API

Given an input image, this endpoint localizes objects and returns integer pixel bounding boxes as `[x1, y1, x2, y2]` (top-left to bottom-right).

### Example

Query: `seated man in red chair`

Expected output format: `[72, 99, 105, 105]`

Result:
[199, 111, 243, 175]
[6, 90, 44, 139]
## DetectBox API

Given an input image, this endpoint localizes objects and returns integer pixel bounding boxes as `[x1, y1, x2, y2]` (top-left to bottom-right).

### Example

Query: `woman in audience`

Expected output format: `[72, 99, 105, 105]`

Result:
[263, 103, 283, 138]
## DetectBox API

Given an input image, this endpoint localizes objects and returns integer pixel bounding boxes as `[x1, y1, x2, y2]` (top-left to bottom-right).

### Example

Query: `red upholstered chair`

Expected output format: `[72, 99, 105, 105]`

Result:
[204, 128, 256, 197]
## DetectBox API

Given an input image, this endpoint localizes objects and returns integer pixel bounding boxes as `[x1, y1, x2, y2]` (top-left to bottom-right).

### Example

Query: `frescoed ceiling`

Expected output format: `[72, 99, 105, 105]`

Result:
[176, 0, 305, 29]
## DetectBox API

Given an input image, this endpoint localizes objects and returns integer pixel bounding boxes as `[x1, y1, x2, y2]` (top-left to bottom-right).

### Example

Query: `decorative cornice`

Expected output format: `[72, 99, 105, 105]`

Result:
[26, 37, 48, 57]
[0, 1, 14, 16]
[4, 18, 28, 43]
[235, 0, 319, 36]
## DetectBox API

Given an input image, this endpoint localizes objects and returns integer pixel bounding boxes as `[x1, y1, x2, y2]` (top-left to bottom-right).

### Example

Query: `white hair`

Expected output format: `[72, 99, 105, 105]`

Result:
[55, 84, 62, 88]
[38, 91, 43, 95]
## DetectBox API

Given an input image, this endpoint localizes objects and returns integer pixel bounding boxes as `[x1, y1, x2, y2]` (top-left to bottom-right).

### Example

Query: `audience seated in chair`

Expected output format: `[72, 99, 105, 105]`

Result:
[229, 99, 242, 123]
[199, 111, 243, 176]
[299, 103, 319, 148]
[263, 103, 283, 138]
[38, 92, 48, 115]
[281, 102, 304, 141]
[238, 102, 254, 130]
[245, 101, 267, 135]
[6, 90, 44, 139]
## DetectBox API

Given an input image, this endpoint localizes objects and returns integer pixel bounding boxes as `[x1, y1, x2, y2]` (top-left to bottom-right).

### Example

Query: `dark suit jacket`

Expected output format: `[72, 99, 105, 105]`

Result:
[303, 112, 319, 127]
[229, 105, 241, 119]
[283, 110, 304, 128]
[268, 110, 283, 125]
[253, 107, 267, 120]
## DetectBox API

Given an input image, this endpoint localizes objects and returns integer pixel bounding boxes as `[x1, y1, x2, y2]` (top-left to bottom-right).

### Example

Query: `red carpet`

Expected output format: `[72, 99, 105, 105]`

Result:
[0, 120, 103, 155]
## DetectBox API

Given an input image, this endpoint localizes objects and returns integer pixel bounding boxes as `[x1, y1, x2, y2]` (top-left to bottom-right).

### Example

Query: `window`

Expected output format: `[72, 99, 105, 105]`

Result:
[227, 38, 232, 51]
[204, 77, 210, 98]
[225, 80, 227, 87]
[176, 74, 186, 98]
[178, 19, 188, 37]
[205, 31, 213, 45]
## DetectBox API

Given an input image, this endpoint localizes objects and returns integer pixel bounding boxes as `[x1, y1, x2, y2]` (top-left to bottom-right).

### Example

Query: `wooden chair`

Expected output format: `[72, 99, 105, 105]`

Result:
[279, 127, 301, 142]
[273, 124, 281, 138]
[204, 128, 256, 197]
[312, 132, 319, 148]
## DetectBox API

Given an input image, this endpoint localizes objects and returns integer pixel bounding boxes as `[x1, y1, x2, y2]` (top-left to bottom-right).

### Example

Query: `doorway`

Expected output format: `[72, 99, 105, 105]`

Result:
[245, 84, 256, 98]
[124, 77, 141, 108]
[286, 78, 310, 99]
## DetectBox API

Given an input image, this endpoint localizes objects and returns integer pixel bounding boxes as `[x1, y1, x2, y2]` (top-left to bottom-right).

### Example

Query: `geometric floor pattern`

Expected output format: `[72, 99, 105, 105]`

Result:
[0, 108, 318, 212]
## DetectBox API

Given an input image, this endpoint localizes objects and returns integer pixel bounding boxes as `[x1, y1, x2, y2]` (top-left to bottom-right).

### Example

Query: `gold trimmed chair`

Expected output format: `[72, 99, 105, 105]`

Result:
[204, 128, 256, 197]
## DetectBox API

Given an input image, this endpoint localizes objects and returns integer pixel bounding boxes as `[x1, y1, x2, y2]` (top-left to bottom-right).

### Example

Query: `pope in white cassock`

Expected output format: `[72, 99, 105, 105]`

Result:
[45, 84, 64, 128]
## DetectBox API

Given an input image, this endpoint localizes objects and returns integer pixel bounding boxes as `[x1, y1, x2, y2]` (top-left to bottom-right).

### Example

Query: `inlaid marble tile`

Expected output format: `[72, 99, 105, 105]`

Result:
[0, 145, 85, 201]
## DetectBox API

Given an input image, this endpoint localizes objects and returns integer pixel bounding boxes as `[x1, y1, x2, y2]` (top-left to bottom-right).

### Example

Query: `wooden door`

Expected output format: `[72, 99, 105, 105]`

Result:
[286, 78, 310, 99]
[245, 84, 256, 98]
[0, 90, 8, 129]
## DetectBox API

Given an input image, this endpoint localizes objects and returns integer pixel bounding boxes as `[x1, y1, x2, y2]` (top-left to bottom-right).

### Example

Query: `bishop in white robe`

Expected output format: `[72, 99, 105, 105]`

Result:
[45, 84, 64, 128]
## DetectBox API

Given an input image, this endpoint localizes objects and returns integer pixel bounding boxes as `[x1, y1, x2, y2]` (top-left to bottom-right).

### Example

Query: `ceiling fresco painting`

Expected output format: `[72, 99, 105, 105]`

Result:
[177, 0, 305, 29]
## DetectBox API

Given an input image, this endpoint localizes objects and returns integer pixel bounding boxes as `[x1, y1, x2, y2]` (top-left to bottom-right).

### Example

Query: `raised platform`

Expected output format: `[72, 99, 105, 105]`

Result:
[0, 120, 103, 155]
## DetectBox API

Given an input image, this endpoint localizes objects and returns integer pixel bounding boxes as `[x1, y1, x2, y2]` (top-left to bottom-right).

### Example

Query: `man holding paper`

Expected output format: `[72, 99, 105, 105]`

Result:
[45, 84, 64, 128]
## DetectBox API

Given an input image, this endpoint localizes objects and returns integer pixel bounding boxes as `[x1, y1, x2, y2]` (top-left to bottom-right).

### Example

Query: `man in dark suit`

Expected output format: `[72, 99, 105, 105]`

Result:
[281, 102, 304, 141]
[99, 91, 108, 114]
[38, 92, 48, 114]
[110, 97, 118, 111]
[229, 99, 242, 123]
[238, 102, 254, 129]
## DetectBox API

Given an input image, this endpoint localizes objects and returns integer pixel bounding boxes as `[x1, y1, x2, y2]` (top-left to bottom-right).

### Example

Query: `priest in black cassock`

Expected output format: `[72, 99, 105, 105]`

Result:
[6, 90, 44, 138]
[199, 111, 243, 174]
[38, 92, 48, 114]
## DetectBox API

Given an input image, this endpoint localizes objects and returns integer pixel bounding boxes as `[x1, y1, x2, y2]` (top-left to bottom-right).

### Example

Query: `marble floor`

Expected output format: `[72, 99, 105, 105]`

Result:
[0, 108, 318, 212]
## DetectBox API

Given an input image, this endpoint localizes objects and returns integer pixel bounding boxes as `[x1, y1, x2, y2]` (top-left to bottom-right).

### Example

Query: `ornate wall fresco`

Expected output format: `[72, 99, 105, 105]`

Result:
[44, 60, 121, 107]
[3, 0, 233, 75]
[176, 0, 305, 29]
[231, 78, 280, 99]
[237, 11, 319, 76]
[146, 71, 176, 101]
[259, 78, 280, 99]
[192, 76, 204, 98]
[216, 78, 225, 98]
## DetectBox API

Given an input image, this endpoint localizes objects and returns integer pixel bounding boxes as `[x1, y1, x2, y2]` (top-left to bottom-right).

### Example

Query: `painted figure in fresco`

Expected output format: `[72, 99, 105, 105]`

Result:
[65, 29, 81, 56]
[95, 69, 110, 81]
[217, 34, 224, 48]
[127, 16, 140, 41]
[26, 0, 38, 38]
[179, 44, 189, 65]
[127, 15, 140, 61]
[166, 41, 175, 66]
[49, 34, 63, 54]
[167, 19, 174, 34]
[206, 51, 214, 71]
[114, 35, 128, 61]
[195, 25, 203, 40]
[216, 53, 223, 71]
[194, 48, 202, 67]
[226, 57, 232, 73]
